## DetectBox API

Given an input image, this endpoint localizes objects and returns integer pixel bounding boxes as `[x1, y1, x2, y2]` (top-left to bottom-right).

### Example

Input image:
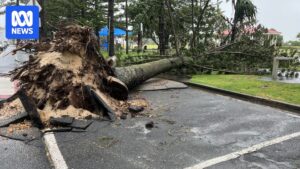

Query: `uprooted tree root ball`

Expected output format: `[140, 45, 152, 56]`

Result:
[4, 25, 130, 124]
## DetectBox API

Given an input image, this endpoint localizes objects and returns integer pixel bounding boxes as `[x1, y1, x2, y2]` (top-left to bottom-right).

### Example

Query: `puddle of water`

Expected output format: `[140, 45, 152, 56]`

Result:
[261, 76, 300, 84]
[127, 121, 151, 135]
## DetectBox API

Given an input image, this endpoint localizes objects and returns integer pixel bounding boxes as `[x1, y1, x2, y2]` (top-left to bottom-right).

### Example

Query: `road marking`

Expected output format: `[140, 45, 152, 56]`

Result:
[44, 133, 68, 169]
[185, 132, 300, 169]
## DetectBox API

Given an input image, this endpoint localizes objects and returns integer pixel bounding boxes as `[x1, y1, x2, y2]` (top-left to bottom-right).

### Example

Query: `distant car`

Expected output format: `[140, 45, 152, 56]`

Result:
[0, 41, 9, 51]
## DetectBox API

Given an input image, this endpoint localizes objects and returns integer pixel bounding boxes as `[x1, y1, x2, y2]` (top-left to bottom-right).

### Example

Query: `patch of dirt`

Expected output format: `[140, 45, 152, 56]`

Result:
[0, 99, 24, 120]
[7, 120, 32, 133]
[39, 104, 99, 125]
[128, 98, 149, 108]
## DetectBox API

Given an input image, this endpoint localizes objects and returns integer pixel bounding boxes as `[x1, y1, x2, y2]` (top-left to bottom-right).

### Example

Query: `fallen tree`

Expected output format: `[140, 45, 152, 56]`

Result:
[116, 57, 185, 89]
[1, 25, 186, 126]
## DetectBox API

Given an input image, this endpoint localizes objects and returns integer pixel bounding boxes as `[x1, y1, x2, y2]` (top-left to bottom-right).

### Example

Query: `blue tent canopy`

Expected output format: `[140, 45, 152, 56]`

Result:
[99, 26, 132, 36]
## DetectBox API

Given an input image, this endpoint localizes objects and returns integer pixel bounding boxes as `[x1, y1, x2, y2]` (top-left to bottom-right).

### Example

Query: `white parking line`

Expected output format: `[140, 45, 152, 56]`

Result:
[44, 133, 68, 169]
[185, 132, 300, 169]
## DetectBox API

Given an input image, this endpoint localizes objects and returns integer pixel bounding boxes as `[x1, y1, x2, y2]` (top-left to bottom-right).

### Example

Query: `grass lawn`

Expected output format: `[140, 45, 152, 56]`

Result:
[191, 75, 300, 105]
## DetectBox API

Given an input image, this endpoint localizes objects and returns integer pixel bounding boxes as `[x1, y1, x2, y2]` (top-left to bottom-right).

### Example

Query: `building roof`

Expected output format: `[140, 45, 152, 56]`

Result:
[222, 27, 281, 36]
[266, 28, 281, 35]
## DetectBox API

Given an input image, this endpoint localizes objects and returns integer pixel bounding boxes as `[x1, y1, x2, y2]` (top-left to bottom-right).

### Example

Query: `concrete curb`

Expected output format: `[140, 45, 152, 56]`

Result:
[184, 82, 300, 114]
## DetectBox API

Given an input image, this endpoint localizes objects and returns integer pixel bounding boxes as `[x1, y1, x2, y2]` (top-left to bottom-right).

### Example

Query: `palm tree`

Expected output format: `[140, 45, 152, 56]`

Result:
[228, 0, 257, 42]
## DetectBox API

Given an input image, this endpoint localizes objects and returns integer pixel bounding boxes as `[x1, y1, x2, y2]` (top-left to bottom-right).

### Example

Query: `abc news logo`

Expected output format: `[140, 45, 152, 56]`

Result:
[11, 10, 34, 34]
[6, 6, 39, 39]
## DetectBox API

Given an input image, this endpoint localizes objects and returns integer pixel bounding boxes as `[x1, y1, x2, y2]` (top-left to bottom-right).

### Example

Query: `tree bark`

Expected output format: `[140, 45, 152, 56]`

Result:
[94, 0, 100, 46]
[125, 0, 129, 54]
[231, 17, 238, 43]
[191, 0, 210, 47]
[115, 57, 185, 89]
[166, 0, 179, 56]
[159, 1, 166, 55]
[108, 0, 115, 57]
[191, 0, 195, 48]
[230, 0, 238, 42]
[137, 25, 142, 53]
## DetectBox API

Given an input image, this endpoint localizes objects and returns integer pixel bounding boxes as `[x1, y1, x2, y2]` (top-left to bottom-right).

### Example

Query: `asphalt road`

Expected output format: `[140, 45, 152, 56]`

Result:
[0, 127, 52, 169]
[54, 87, 300, 169]
[0, 45, 29, 74]
[0, 48, 51, 169]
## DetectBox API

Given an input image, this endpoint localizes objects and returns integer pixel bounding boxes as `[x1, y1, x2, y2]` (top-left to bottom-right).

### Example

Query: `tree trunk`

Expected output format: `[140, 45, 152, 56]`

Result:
[230, 0, 238, 43]
[80, 0, 85, 18]
[94, 0, 100, 46]
[191, 0, 195, 48]
[166, 0, 179, 56]
[125, 0, 129, 54]
[108, 0, 115, 57]
[159, 1, 166, 55]
[137, 25, 142, 53]
[37, 0, 46, 40]
[115, 57, 185, 89]
[191, 0, 210, 47]
[230, 19, 238, 43]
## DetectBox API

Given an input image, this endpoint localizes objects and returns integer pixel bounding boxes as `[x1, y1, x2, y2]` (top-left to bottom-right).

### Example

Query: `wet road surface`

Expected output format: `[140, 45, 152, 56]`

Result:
[54, 88, 300, 169]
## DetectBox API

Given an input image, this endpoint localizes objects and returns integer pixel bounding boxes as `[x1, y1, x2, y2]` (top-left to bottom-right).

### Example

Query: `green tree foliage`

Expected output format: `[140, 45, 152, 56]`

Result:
[44, 0, 106, 36]
[194, 26, 276, 73]
[42, 0, 276, 73]
[226, 0, 257, 42]
[128, 0, 226, 53]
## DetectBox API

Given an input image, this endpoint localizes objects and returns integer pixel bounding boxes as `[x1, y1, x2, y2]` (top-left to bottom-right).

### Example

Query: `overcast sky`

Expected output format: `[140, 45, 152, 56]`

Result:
[219, 0, 300, 42]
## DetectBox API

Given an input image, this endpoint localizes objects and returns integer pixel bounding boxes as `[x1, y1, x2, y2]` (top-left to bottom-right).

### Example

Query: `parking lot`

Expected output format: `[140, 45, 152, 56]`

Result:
[1, 50, 300, 169]
[53, 87, 300, 169]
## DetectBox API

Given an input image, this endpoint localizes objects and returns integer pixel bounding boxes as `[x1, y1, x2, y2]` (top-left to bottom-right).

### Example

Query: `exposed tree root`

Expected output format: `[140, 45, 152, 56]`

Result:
[2, 25, 128, 125]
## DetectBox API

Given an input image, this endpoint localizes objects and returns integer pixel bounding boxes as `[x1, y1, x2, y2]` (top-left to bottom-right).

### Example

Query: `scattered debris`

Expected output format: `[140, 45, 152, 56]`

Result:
[128, 105, 144, 113]
[0, 99, 24, 120]
[128, 98, 148, 108]
[0, 111, 28, 127]
[120, 113, 127, 120]
[127, 98, 148, 116]
[145, 121, 154, 129]
[49, 116, 74, 126]
[43, 127, 73, 133]
[7, 120, 32, 133]
[0, 123, 41, 142]
[70, 119, 93, 130]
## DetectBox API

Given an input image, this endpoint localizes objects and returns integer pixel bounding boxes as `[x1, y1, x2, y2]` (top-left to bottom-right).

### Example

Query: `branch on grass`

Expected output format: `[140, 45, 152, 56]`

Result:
[207, 51, 257, 57]
[192, 64, 240, 74]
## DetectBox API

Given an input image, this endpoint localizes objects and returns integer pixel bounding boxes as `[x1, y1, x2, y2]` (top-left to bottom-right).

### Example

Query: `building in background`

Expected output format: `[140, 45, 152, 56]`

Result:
[221, 27, 283, 47]
[265, 28, 282, 46]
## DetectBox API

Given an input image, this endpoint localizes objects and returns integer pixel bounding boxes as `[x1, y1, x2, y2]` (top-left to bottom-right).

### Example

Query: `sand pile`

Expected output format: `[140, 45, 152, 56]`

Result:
[2, 25, 129, 125]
